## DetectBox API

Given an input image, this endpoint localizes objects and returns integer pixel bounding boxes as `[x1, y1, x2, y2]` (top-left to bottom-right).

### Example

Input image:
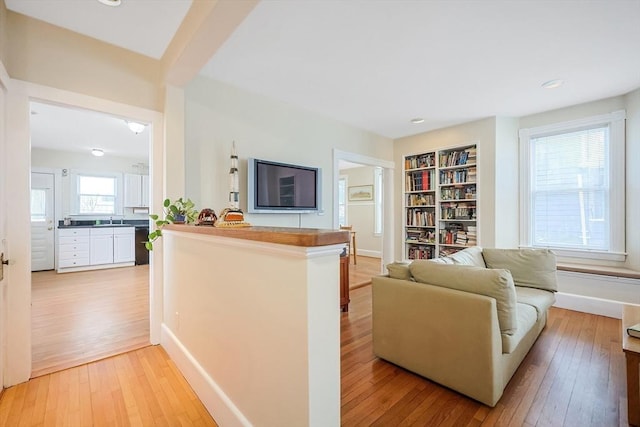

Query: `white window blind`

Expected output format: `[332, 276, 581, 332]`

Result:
[520, 110, 625, 262]
[530, 126, 608, 250]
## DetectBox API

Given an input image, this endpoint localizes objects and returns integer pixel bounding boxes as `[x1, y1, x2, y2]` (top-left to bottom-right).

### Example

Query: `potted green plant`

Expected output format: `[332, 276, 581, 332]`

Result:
[145, 198, 198, 250]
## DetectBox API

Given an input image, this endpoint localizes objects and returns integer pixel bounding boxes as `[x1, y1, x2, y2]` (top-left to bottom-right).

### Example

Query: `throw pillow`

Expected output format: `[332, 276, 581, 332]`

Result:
[446, 246, 486, 267]
[409, 261, 518, 334]
[482, 248, 558, 292]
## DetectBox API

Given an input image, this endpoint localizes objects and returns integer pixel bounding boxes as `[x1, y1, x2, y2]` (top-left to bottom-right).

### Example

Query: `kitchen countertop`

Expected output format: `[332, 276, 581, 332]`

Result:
[58, 224, 136, 229]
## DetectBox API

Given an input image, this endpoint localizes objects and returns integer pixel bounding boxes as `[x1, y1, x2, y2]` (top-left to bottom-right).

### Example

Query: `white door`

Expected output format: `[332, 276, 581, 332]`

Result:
[30, 172, 55, 271]
[0, 72, 7, 392]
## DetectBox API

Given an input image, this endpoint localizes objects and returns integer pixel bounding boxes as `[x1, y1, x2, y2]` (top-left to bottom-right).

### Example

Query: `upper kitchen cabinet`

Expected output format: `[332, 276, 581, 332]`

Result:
[124, 173, 149, 208]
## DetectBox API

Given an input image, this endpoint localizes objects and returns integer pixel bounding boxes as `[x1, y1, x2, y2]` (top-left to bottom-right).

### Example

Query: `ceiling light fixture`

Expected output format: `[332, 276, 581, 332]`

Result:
[91, 148, 105, 157]
[410, 118, 425, 124]
[541, 79, 564, 89]
[97, 0, 122, 6]
[126, 120, 146, 134]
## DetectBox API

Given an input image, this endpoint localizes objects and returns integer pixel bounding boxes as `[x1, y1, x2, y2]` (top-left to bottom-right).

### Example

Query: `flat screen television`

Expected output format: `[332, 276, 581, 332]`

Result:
[247, 158, 322, 213]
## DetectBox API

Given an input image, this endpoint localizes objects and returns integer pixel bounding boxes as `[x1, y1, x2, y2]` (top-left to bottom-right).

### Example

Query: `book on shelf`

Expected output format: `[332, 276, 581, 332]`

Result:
[628, 323, 640, 339]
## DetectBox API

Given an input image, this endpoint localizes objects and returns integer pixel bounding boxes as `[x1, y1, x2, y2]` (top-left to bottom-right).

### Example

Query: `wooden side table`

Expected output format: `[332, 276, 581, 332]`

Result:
[623, 305, 640, 426]
[340, 254, 350, 312]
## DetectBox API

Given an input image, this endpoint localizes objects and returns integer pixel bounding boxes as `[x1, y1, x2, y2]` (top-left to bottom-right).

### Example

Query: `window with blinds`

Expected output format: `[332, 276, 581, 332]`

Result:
[519, 110, 625, 261]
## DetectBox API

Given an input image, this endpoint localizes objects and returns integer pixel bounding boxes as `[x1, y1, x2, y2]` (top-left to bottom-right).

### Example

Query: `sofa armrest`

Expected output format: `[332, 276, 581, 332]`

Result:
[372, 276, 504, 406]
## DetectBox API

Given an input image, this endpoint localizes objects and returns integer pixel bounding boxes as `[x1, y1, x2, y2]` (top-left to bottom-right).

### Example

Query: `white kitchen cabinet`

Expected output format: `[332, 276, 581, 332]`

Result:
[124, 174, 149, 207]
[58, 228, 90, 270]
[90, 227, 114, 265]
[113, 227, 135, 263]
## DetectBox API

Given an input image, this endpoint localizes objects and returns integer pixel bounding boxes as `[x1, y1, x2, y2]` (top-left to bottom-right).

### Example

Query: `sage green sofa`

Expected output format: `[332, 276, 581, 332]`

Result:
[372, 247, 557, 407]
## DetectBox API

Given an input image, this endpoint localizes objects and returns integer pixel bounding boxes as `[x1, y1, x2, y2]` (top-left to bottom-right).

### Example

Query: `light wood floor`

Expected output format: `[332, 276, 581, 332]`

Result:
[349, 255, 382, 289]
[31, 266, 150, 378]
[7, 264, 627, 426]
[341, 285, 628, 426]
[0, 345, 217, 426]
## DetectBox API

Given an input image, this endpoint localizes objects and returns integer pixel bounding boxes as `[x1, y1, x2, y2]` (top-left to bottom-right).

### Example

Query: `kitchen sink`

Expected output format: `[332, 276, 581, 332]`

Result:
[93, 223, 133, 227]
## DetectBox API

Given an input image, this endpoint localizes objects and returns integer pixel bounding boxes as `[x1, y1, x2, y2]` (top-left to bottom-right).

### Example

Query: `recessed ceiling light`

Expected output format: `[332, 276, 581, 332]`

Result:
[97, 0, 121, 6]
[91, 148, 105, 157]
[410, 118, 425, 124]
[541, 79, 564, 89]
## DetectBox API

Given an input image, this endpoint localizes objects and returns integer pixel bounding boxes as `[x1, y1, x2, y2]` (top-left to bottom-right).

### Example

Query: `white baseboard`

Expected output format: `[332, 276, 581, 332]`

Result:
[353, 249, 381, 258]
[161, 324, 252, 427]
[553, 292, 623, 319]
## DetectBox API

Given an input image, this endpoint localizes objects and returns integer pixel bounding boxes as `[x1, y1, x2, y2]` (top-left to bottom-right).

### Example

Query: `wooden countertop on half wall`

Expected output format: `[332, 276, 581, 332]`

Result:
[163, 224, 350, 247]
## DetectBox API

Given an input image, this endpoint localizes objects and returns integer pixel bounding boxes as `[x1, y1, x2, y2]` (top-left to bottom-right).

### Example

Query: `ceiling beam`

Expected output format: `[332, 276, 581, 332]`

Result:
[161, 0, 258, 87]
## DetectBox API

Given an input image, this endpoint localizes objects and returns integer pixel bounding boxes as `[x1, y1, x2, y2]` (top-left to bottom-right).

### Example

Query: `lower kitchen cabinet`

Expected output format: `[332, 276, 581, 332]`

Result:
[58, 228, 90, 269]
[114, 227, 135, 263]
[90, 228, 114, 265]
[58, 226, 135, 272]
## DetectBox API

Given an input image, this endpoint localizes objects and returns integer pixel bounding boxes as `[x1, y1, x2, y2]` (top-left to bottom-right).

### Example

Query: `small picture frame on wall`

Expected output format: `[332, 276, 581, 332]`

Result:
[348, 185, 374, 201]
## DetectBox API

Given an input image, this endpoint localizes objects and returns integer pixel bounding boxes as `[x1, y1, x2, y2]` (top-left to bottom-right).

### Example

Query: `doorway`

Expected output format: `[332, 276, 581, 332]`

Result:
[29, 101, 152, 377]
[334, 150, 395, 277]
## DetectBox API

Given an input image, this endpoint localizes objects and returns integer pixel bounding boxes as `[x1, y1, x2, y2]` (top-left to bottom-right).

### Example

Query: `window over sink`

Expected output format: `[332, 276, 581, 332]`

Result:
[70, 170, 123, 215]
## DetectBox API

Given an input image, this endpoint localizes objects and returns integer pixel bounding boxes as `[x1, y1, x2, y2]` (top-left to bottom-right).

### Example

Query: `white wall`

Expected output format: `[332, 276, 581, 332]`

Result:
[31, 148, 149, 219]
[183, 77, 394, 229]
[393, 117, 512, 260]
[340, 166, 381, 258]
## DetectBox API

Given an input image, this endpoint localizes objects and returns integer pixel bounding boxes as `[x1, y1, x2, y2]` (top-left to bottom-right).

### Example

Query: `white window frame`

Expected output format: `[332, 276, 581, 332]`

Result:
[338, 175, 348, 226]
[70, 170, 123, 216]
[519, 110, 626, 262]
[373, 167, 383, 236]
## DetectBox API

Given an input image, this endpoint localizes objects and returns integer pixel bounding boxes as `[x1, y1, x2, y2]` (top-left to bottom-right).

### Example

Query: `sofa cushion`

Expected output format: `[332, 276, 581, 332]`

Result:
[515, 286, 555, 320]
[482, 248, 558, 292]
[386, 262, 413, 281]
[446, 246, 486, 267]
[428, 257, 454, 264]
[409, 261, 518, 334]
[501, 303, 537, 354]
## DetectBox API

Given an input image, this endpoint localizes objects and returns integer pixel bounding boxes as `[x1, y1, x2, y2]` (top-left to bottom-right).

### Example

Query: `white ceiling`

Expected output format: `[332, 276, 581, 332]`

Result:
[30, 102, 149, 160]
[7, 0, 640, 153]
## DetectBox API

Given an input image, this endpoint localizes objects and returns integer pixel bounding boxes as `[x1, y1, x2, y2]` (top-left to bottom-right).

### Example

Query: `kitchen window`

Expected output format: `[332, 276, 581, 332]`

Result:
[70, 171, 122, 215]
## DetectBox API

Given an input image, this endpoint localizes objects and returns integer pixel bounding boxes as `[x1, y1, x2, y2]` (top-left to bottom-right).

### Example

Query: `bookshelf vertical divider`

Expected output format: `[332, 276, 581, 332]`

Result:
[403, 143, 478, 260]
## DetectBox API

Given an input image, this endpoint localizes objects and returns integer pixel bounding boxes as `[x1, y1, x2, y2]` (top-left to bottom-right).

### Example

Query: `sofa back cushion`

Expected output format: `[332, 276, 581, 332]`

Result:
[482, 248, 558, 292]
[409, 261, 518, 335]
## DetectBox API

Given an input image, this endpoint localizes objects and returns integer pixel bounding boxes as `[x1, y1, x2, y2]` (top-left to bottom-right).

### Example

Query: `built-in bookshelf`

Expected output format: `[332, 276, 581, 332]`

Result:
[403, 144, 478, 260]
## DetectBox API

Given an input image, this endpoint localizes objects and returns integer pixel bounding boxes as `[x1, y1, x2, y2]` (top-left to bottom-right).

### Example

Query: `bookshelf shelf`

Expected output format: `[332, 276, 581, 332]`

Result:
[403, 143, 478, 260]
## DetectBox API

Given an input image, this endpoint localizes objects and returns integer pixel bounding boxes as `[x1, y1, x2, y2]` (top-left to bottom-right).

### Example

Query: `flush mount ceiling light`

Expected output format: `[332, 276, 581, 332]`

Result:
[541, 79, 564, 89]
[410, 118, 425, 124]
[125, 120, 146, 134]
[91, 148, 105, 157]
[97, 0, 121, 6]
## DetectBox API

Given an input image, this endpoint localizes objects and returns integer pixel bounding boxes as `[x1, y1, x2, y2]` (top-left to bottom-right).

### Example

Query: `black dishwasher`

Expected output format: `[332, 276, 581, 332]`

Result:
[135, 226, 149, 265]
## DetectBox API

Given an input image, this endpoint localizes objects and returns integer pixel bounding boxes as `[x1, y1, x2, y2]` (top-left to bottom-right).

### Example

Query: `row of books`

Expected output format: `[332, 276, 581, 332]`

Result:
[441, 202, 476, 220]
[406, 169, 436, 191]
[439, 147, 477, 168]
[405, 153, 436, 170]
[440, 229, 474, 245]
[441, 185, 476, 201]
[406, 228, 436, 244]
[406, 209, 436, 227]
[408, 245, 435, 260]
[440, 167, 476, 185]
[406, 193, 435, 206]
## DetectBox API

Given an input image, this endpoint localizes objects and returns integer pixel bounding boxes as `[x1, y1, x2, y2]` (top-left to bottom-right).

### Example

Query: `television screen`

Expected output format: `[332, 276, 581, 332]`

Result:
[248, 158, 321, 213]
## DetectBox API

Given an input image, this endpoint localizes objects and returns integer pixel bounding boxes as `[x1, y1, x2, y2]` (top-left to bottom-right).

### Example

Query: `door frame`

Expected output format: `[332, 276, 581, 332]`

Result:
[332, 149, 395, 270]
[30, 168, 61, 271]
[4, 80, 164, 386]
[0, 61, 9, 392]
